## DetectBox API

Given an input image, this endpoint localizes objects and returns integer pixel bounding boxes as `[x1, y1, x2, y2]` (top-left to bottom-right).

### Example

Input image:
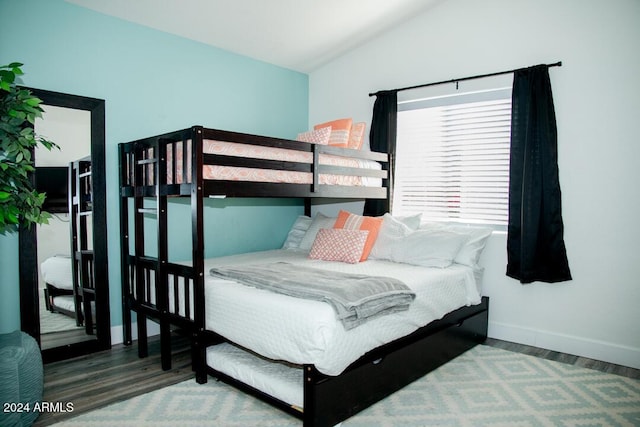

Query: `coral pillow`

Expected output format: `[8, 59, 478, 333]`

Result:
[314, 118, 353, 148]
[296, 127, 331, 145]
[333, 210, 383, 261]
[309, 228, 369, 264]
[348, 122, 366, 150]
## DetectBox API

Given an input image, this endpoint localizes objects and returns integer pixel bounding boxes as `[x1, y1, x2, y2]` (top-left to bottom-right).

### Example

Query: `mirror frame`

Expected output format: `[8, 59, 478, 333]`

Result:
[19, 88, 110, 362]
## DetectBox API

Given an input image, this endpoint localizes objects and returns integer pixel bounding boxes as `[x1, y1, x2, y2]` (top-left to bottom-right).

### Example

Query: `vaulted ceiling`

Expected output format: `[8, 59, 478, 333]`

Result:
[66, 0, 442, 73]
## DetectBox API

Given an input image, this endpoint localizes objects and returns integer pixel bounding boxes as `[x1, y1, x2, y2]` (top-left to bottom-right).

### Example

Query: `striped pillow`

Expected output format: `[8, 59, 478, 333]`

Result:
[314, 118, 353, 148]
[333, 210, 383, 261]
[348, 122, 366, 150]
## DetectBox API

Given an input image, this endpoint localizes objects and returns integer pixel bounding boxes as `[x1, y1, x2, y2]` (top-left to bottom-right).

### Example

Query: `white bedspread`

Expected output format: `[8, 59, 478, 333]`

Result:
[204, 249, 480, 376]
[40, 255, 73, 290]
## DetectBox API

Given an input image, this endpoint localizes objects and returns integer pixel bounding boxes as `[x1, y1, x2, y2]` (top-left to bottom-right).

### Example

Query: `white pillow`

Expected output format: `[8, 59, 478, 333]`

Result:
[299, 213, 336, 250]
[420, 222, 492, 267]
[370, 214, 413, 259]
[282, 215, 312, 249]
[392, 213, 422, 231]
[373, 228, 467, 268]
[448, 226, 493, 267]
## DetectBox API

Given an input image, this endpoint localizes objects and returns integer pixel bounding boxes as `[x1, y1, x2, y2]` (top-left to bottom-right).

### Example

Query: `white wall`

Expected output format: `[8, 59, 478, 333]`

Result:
[309, 0, 640, 368]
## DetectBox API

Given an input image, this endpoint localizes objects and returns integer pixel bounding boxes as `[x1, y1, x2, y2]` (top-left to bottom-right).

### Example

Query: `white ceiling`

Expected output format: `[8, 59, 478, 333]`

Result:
[66, 0, 442, 73]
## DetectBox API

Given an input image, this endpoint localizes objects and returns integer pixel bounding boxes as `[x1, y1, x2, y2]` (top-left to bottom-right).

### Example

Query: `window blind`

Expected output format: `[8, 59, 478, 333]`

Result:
[394, 89, 512, 226]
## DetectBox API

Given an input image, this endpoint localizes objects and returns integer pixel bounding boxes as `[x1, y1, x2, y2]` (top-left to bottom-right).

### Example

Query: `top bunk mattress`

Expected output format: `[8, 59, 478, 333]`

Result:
[167, 139, 383, 187]
[201, 249, 481, 376]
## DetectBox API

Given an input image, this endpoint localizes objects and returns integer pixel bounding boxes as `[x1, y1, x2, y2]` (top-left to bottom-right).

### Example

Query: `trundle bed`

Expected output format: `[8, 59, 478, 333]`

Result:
[118, 125, 489, 426]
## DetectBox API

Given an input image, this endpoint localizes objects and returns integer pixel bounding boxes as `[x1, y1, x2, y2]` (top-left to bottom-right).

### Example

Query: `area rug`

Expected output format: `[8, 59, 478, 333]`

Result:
[50, 345, 640, 426]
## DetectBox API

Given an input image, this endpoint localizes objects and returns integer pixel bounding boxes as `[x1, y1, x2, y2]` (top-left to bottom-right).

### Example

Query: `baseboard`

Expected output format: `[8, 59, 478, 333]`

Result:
[489, 321, 640, 370]
[111, 321, 161, 346]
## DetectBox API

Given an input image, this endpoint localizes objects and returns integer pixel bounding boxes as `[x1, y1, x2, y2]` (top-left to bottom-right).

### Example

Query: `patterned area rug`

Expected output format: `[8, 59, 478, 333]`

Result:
[50, 345, 640, 426]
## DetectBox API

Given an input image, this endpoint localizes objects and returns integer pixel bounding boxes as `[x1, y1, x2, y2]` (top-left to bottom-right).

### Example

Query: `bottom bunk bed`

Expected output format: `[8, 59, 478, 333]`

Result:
[40, 255, 78, 322]
[124, 212, 492, 426]
[40, 253, 96, 334]
[191, 246, 488, 426]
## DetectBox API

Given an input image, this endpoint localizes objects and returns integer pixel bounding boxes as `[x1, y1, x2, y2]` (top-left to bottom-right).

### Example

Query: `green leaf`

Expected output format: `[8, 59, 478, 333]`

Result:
[25, 97, 41, 107]
[0, 70, 15, 83]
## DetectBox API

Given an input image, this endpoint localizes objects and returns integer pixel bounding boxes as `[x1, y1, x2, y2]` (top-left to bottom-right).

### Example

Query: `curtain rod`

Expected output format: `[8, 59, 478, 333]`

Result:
[368, 61, 562, 97]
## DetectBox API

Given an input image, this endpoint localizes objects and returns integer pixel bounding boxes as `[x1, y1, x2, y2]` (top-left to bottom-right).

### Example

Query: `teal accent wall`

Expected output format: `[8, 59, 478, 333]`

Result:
[0, 0, 308, 332]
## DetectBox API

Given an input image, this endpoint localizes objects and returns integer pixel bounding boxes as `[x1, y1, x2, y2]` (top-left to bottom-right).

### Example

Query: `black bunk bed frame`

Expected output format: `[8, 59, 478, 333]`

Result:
[119, 125, 489, 427]
[69, 156, 96, 334]
[44, 157, 96, 334]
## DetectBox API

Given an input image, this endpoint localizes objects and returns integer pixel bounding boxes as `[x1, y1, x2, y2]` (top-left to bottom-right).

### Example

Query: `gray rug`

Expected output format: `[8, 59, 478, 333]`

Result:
[50, 345, 640, 426]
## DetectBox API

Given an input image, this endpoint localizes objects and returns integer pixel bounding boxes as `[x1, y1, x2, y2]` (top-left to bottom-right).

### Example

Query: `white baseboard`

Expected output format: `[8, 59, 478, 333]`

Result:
[488, 321, 640, 370]
[111, 321, 160, 346]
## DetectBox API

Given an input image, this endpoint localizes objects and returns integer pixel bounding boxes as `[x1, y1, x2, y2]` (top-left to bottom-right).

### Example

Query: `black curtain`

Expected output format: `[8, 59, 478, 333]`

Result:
[507, 65, 571, 284]
[364, 90, 397, 216]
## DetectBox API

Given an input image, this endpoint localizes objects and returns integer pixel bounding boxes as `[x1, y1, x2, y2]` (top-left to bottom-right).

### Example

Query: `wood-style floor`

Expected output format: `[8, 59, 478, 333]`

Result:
[34, 336, 640, 426]
[34, 334, 193, 426]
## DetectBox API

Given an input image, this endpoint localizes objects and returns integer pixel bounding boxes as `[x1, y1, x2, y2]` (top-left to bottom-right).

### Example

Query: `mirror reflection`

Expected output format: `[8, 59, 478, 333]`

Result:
[34, 105, 96, 350]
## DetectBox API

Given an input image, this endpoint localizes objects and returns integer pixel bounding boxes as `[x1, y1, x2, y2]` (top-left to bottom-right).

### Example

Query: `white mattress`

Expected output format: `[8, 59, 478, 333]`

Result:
[204, 249, 480, 376]
[208, 342, 303, 409]
[51, 295, 75, 312]
[41, 255, 73, 290]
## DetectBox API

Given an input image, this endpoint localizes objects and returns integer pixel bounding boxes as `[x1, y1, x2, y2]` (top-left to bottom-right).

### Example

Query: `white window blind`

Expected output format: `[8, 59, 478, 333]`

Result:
[394, 89, 512, 226]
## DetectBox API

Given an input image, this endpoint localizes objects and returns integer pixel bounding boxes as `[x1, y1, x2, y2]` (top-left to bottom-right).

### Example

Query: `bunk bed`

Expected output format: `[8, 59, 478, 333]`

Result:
[39, 157, 95, 333]
[118, 125, 489, 427]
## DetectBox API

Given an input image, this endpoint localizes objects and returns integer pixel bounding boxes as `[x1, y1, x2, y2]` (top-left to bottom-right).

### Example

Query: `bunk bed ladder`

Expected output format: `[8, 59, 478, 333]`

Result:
[119, 128, 207, 372]
[69, 157, 94, 332]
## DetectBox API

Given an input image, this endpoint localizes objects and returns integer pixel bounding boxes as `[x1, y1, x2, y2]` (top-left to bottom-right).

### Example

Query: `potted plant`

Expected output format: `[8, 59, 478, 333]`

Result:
[0, 62, 57, 234]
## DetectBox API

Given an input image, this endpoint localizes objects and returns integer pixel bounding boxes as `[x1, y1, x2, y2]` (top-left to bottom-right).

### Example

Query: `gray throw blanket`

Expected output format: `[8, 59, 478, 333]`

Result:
[209, 262, 415, 330]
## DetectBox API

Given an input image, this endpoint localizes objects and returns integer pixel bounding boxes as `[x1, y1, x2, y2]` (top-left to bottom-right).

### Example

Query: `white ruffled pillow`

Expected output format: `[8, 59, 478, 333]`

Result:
[299, 213, 336, 250]
[282, 215, 312, 249]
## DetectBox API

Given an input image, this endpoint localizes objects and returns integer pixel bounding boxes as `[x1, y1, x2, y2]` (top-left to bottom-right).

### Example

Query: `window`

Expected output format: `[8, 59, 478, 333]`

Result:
[393, 88, 512, 227]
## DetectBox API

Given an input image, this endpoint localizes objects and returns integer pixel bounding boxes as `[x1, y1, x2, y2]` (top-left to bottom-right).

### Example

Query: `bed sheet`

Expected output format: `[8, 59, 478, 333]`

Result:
[40, 255, 73, 290]
[166, 139, 382, 187]
[203, 249, 481, 376]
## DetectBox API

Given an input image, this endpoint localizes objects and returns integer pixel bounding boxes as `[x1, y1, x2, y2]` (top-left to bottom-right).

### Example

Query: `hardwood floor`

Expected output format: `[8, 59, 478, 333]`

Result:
[34, 336, 639, 426]
[34, 334, 193, 426]
[484, 338, 640, 380]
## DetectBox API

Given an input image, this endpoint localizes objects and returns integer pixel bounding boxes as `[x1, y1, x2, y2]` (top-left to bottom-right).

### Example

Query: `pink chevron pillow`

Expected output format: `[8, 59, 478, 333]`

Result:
[309, 228, 369, 264]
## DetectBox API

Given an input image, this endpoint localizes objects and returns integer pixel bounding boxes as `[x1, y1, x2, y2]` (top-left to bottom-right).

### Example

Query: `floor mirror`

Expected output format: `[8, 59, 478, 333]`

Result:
[19, 88, 110, 363]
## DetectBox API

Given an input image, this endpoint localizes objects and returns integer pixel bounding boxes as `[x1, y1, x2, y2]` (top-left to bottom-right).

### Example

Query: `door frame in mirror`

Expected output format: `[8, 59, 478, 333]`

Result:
[19, 88, 110, 362]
